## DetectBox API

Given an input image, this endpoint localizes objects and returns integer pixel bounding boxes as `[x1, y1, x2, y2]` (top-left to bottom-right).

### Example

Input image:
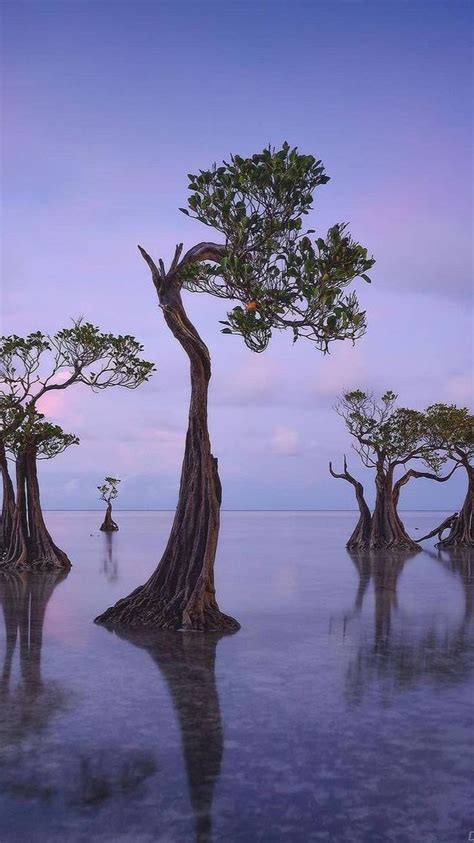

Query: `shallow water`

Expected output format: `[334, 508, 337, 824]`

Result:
[0, 511, 472, 842]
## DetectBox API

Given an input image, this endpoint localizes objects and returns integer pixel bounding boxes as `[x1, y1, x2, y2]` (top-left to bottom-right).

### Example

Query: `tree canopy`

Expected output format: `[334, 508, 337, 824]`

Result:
[98, 477, 121, 504]
[425, 404, 473, 465]
[175, 143, 374, 352]
[336, 390, 445, 473]
[0, 319, 155, 409]
[4, 410, 79, 460]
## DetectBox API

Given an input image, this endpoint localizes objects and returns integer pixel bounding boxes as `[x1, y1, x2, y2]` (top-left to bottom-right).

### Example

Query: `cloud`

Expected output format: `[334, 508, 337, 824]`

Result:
[272, 425, 300, 456]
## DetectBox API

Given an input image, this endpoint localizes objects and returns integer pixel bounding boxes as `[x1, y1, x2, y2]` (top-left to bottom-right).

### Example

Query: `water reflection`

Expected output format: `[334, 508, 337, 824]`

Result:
[341, 550, 474, 704]
[0, 571, 68, 723]
[101, 532, 119, 582]
[115, 629, 230, 843]
[427, 546, 473, 623]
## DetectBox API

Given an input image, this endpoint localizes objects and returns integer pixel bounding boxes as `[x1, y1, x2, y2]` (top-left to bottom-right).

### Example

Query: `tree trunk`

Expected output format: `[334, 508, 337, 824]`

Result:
[24, 446, 71, 570]
[3, 451, 29, 567]
[347, 482, 371, 550]
[100, 502, 119, 532]
[3, 447, 71, 570]
[96, 282, 239, 631]
[438, 462, 473, 548]
[370, 464, 419, 550]
[0, 441, 15, 552]
[329, 458, 372, 549]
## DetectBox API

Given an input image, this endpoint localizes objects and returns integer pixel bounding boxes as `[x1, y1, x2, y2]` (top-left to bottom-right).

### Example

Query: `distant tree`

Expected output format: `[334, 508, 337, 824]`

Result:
[98, 477, 120, 532]
[96, 143, 375, 631]
[331, 391, 457, 549]
[0, 321, 154, 568]
[424, 404, 473, 547]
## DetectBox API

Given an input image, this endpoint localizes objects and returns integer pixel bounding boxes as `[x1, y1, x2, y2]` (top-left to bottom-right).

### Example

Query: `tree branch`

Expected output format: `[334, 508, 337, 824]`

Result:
[138, 245, 164, 294]
[393, 463, 458, 507]
[176, 241, 227, 272]
[329, 455, 360, 488]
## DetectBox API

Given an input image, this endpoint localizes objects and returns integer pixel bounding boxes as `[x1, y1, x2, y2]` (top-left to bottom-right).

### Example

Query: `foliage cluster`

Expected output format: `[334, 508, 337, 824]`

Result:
[180, 144, 374, 352]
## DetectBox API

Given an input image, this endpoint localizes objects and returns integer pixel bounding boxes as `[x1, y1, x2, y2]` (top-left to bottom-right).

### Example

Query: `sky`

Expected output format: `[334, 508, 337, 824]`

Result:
[1, 0, 472, 511]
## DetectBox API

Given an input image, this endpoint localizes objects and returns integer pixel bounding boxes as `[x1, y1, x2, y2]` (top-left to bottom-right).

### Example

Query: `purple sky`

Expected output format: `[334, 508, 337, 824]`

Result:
[1, 0, 472, 511]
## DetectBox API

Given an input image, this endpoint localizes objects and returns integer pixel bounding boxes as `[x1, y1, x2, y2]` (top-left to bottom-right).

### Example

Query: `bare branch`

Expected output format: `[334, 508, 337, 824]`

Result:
[393, 463, 458, 507]
[138, 245, 163, 293]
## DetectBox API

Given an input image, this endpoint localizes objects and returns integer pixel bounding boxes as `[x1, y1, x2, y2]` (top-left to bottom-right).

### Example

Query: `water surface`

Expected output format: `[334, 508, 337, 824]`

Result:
[0, 512, 472, 842]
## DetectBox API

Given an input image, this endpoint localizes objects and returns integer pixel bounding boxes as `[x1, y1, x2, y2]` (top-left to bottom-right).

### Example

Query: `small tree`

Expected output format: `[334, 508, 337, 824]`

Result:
[96, 143, 375, 631]
[98, 477, 120, 532]
[424, 404, 473, 547]
[0, 321, 154, 568]
[332, 391, 456, 549]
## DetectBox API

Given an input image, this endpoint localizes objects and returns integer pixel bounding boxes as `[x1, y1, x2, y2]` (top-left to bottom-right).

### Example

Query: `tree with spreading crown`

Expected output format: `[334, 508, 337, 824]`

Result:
[0, 321, 154, 568]
[96, 143, 375, 631]
[331, 391, 457, 549]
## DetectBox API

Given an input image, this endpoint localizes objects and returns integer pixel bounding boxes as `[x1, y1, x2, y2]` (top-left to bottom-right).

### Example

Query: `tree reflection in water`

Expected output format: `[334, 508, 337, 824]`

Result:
[101, 531, 119, 582]
[0, 571, 68, 734]
[115, 628, 232, 843]
[339, 549, 474, 704]
[0, 571, 156, 810]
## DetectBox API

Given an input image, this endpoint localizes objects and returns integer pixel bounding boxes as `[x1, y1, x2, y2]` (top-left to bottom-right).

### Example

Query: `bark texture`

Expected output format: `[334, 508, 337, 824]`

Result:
[96, 254, 239, 631]
[100, 503, 119, 532]
[2, 447, 71, 571]
[369, 464, 419, 551]
[437, 461, 473, 548]
[329, 458, 372, 548]
[0, 442, 15, 551]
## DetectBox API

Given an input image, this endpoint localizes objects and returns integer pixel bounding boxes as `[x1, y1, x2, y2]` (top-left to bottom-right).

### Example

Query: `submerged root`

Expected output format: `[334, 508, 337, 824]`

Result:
[95, 586, 240, 632]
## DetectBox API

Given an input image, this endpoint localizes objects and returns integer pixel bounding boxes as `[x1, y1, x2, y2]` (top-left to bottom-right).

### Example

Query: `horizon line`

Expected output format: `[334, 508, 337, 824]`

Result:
[43, 508, 454, 513]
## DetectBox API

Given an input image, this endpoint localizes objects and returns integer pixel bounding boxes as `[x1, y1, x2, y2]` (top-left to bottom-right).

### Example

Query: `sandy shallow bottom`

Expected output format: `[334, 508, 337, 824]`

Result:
[0, 511, 472, 842]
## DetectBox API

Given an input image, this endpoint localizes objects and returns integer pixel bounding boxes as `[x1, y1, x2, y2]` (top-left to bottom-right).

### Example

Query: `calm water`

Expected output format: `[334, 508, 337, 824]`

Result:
[0, 512, 472, 842]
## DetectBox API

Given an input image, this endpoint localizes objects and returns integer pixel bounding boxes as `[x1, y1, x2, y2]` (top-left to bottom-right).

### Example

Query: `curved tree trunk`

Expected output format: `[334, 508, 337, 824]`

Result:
[0, 442, 15, 552]
[96, 280, 239, 631]
[100, 502, 119, 532]
[329, 458, 372, 549]
[370, 464, 419, 550]
[438, 463, 473, 548]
